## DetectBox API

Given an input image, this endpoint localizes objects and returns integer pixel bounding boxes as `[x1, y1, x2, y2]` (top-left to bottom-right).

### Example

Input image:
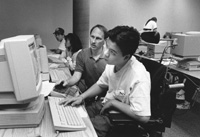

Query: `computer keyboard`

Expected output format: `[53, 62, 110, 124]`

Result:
[48, 96, 86, 131]
[49, 69, 70, 82]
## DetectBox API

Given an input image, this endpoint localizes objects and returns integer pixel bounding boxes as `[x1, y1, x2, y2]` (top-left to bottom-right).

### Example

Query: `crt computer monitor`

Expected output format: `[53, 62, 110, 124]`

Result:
[0, 35, 42, 105]
[171, 32, 200, 58]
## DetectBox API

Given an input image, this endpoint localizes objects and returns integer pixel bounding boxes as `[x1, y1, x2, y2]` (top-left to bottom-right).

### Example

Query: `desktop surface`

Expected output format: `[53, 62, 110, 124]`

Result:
[0, 100, 98, 137]
[0, 50, 97, 137]
[169, 64, 200, 80]
[135, 54, 200, 80]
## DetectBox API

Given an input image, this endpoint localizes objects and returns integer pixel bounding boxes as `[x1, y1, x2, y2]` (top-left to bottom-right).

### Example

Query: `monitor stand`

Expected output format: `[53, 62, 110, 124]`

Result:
[0, 95, 45, 128]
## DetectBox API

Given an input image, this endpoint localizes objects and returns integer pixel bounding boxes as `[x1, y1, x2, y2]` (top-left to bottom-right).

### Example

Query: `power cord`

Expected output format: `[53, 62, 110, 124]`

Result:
[55, 131, 60, 137]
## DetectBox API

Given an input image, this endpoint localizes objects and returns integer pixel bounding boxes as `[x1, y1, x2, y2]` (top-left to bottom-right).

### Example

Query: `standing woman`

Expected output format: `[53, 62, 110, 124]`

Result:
[59, 33, 82, 72]
[140, 17, 160, 44]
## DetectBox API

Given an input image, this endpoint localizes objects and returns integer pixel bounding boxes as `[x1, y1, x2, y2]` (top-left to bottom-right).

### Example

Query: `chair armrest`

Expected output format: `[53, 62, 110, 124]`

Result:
[108, 110, 164, 126]
[108, 110, 166, 133]
[108, 110, 136, 125]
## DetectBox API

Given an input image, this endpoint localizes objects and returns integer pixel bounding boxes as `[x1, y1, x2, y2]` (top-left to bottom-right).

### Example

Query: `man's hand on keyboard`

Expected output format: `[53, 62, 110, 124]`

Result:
[59, 96, 83, 107]
[54, 81, 68, 93]
[56, 79, 69, 87]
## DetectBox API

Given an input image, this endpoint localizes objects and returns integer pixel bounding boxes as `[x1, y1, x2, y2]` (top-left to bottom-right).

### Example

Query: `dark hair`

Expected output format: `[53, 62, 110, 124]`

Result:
[107, 26, 140, 56]
[64, 33, 82, 54]
[145, 17, 157, 26]
[90, 24, 108, 39]
[53, 27, 65, 35]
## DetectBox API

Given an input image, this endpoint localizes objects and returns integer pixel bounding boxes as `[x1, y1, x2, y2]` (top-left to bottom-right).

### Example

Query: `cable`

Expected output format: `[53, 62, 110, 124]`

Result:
[169, 55, 200, 111]
[159, 44, 175, 64]
[55, 131, 60, 137]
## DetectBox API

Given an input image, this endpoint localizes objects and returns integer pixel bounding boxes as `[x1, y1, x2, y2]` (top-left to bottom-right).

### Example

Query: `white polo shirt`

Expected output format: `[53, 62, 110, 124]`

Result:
[97, 56, 151, 116]
[143, 20, 157, 31]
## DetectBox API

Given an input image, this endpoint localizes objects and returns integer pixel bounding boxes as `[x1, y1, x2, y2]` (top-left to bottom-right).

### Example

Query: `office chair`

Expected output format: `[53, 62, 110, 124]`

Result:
[107, 56, 183, 137]
[141, 31, 160, 44]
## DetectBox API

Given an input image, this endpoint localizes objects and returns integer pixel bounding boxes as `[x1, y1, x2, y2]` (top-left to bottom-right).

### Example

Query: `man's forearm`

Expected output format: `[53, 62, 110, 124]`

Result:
[67, 71, 82, 86]
[80, 84, 105, 100]
[112, 100, 150, 123]
[67, 76, 79, 86]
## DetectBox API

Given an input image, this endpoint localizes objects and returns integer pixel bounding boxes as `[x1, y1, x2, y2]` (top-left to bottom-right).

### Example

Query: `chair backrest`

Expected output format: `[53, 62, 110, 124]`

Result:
[140, 31, 160, 44]
[154, 31, 160, 44]
[137, 56, 176, 131]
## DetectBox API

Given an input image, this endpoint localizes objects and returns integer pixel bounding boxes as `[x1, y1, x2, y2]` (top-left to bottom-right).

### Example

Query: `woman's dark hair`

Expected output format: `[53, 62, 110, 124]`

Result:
[107, 26, 140, 56]
[64, 33, 82, 54]
[145, 17, 157, 26]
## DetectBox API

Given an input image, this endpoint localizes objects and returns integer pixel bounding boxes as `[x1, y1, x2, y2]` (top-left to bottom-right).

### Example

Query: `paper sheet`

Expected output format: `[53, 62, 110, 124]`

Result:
[40, 81, 55, 97]
[49, 63, 60, 69]
[48, 54, 60, 58]
[48, 56, 64, 64]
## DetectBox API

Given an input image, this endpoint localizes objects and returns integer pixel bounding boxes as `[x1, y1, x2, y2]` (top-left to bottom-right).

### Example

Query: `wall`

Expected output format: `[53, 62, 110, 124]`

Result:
[90, 0, 200, 37]
[0, 0, 72, 49]
[73, 0, 90, 49]
[1, 0, 200, 49]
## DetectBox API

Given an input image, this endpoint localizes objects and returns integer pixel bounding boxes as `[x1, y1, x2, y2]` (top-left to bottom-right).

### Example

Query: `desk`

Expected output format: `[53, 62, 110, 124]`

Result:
[169, 64, 200, 80]
[135, 54, 200, 103]
[0, 52, 97, 137]
[135, 54, 200, 80]
[0, 100, 97, 137]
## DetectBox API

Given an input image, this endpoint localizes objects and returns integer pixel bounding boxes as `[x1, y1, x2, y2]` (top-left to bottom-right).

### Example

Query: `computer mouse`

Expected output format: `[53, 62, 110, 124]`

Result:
[54, 81, 66, 91]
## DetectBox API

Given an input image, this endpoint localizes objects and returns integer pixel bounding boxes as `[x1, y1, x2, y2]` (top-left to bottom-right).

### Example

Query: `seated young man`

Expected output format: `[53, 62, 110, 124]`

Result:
[59, 26, 151, 137]
[53, 27, 66, 54]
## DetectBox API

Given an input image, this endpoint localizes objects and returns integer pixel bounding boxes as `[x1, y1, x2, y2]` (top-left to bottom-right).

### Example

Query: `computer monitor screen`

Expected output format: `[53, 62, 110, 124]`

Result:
[0, 35, 42, 105]
[171, 32, 200, 58]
